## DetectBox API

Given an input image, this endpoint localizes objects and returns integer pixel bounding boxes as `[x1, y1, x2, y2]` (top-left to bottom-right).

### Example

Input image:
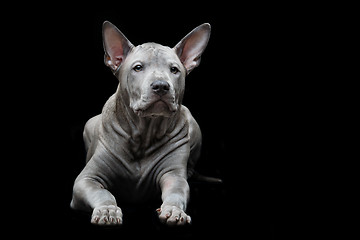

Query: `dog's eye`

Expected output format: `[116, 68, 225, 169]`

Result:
[170, 66, 179, 74]
[133, 64, 143, 72]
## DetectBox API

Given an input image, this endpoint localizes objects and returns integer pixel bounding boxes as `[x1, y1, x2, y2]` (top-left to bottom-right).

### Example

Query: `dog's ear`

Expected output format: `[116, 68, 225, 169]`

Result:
[103, 21, 134, 73]
[174, 23, 211, 74]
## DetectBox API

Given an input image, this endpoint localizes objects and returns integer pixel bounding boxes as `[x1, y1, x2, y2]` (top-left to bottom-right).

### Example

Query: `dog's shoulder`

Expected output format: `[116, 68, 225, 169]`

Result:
[180, 105, 196, 123]
[101, 93, 118, 117]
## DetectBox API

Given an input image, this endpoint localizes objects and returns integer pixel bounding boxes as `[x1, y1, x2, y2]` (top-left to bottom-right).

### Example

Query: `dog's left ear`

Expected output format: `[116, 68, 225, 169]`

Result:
[174, 23, 211, 74]
[103, 21, 134, 73]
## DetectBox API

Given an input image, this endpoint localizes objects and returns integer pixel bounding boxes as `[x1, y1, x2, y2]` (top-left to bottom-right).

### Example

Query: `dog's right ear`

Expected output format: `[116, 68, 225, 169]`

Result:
[103, 21, 134, 73]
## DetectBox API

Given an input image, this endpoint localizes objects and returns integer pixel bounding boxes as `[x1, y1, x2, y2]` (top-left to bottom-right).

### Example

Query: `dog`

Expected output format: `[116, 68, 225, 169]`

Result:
[71, 21, 213, 226]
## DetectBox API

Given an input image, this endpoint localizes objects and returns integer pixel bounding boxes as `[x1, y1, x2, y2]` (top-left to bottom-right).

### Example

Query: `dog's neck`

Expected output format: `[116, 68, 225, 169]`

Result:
[101, 86, 185, 157]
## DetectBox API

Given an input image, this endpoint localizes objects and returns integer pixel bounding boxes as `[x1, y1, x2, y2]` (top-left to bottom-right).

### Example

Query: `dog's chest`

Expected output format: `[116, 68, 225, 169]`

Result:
[98, 109, 189, 200]
[109, 146, 170, 202]
[106, 128, 188, 199]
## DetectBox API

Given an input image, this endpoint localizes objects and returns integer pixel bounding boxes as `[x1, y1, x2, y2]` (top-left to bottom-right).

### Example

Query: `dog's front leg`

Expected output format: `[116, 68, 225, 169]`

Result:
[71, 178, 123, 225]
[158, 172, 191, 225]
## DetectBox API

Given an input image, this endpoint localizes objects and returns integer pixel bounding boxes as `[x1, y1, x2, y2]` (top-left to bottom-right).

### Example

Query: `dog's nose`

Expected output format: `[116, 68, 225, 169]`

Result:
[151, 80, 170, 96]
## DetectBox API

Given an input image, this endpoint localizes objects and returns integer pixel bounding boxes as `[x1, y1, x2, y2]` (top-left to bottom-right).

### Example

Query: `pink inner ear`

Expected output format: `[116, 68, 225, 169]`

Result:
[183, 38, 201, 58]
[181, 43, 200, 70]
[179, 31, 208, 69]
[109, 44, 124, 68]
[103, 22, 134, 72]
[113, 56, 123, 68]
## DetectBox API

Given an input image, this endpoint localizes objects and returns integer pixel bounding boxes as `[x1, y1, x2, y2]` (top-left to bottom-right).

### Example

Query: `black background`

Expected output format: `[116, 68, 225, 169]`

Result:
[9, 3, 309, 239]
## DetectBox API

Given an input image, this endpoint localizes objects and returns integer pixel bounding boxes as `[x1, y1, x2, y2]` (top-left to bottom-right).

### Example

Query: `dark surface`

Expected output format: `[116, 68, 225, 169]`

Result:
[9, 4, 307, 239]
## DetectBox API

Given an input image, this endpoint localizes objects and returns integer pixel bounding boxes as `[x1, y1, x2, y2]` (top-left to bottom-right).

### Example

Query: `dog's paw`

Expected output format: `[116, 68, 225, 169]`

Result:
[91, 205, 123, 225]
[157, 205, 191, 226]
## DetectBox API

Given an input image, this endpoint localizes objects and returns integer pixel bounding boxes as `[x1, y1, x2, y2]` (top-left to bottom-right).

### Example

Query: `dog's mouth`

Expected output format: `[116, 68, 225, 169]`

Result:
[133, 98, 178, 118]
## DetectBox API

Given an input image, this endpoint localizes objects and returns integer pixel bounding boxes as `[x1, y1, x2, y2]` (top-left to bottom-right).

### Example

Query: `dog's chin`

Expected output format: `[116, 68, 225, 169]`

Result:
[133, 100, 177, 118]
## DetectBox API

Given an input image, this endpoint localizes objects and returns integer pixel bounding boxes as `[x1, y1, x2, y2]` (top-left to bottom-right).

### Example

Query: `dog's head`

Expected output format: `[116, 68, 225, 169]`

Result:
[102, 21, 210, 118]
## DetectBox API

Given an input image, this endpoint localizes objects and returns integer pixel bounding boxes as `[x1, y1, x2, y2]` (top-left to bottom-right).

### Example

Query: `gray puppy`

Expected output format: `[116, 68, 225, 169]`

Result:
[71, 21, 212, 226]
